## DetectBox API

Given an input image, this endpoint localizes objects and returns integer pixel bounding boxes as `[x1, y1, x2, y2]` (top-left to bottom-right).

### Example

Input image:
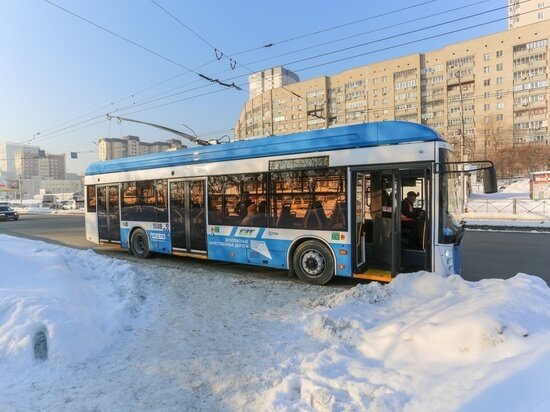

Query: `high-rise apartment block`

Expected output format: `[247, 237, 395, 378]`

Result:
[248, 66, 300, 99]
[508, 0, 548, 29]
[0, 143, 39, 179]
[98, 135, 185, 161]
[235, 19, 550, 161]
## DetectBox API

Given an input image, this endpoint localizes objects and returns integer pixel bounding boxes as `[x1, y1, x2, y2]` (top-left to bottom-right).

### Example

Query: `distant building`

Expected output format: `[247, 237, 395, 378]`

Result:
[248, 66, 300, 99]
[15, 151, 65, 180]
[508, 0, 549, 29]
[0, 143, 39, 179]
[21, 177, 82, 201]
[98, 135, 185, 160]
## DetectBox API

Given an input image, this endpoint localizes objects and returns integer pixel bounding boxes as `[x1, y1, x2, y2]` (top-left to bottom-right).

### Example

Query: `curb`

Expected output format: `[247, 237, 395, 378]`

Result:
[466, 223, 550, 232]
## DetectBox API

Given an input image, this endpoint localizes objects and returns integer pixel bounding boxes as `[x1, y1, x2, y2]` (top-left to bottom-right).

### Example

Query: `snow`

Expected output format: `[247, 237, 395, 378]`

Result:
[1, 234, 550, 411]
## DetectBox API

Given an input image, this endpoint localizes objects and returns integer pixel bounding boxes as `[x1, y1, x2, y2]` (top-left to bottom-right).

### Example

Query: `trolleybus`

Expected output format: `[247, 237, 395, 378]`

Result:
[84, 121, 496, 285]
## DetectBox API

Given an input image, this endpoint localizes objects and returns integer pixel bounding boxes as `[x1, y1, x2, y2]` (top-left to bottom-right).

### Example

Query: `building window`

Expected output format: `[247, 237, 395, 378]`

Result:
[496, 63, 504, 71]
[484, 79, 491, 86]
[382, 76, 387, 83]
[497, 102, 504, 109]
[483, 53, 491, 61]
[484, 104, 491, 111]
[484, 92, 491, 98]
[496, 77, 504, 84]
[538, 12, 544, 19]
[496, 50, 503, 58]
[497, 114, 504, 121]
[483, 66, 491, 74]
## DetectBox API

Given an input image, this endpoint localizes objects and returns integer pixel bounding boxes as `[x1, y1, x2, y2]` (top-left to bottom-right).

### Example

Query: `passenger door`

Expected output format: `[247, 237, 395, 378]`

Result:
[169, 180, 206, 253]
[97, 185, 120, 243]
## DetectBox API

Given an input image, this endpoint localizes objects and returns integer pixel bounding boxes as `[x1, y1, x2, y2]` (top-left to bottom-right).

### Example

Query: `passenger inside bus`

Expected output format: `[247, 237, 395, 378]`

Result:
[234, 191, 252, 219]
[400, 191, 424, 249]
[240, 203, 259, 226]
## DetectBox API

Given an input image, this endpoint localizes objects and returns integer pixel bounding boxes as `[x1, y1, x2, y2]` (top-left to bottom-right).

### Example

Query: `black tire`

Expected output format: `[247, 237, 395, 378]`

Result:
[130, 228, 151, 258]
[292, 240, 335, 285]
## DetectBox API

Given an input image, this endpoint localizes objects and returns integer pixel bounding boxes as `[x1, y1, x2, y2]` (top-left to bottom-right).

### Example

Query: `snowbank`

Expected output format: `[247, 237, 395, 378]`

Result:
[0, 235, 142, 369]
[262, 272, 550, 411]
[1, 235, 549, 410]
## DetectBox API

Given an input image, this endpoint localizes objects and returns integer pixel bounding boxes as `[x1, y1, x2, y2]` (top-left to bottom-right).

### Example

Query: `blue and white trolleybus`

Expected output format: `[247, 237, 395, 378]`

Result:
[84, 121, 496, 284]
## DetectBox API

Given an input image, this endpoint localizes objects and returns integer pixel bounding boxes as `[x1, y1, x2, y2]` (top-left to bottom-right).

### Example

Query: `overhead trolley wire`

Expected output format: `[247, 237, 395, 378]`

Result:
[229, 0, 441, 56]
[27, 0, 478, 143]
[30, 0, 540, 145]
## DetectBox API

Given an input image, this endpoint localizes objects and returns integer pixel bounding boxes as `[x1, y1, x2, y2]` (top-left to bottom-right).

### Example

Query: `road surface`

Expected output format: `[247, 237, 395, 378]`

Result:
[1, 214, 549, 284]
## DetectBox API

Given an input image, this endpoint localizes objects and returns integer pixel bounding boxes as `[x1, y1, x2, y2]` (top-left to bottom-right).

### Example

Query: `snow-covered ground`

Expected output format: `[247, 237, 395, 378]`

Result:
[1, 234, 549, 411]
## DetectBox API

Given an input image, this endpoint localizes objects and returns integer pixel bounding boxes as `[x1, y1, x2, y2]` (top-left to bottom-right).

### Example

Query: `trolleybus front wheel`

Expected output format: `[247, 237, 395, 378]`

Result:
[293, 240, 334, 285]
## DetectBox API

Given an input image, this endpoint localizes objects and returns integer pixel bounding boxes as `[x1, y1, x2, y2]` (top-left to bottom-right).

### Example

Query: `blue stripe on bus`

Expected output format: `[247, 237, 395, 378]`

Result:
[120, 225, 353, 276]
[206, 232, 353, 277]
[86, 121, 444, 176]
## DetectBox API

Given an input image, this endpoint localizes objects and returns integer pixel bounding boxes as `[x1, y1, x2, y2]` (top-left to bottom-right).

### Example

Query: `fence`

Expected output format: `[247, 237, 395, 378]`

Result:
[466, 199, 550, 219]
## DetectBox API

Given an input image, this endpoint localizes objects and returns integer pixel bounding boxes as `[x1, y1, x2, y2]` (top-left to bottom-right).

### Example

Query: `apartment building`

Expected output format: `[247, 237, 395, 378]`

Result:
[234, 19, 549, 161]
[509, 0, 548, 29]
[98, 135, 185, 160]
[248, 66, 300, 99]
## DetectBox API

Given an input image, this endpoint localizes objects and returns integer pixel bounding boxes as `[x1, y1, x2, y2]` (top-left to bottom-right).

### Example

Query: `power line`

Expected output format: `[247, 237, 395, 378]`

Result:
[26, 0, 449, 143]
[42, 0, 244, 95]
[232, 0, 490, 70]
[229, 0, 441, 56]
[112, 0, 519, 115]
[43, 0, 197, 73]
[28, 0, 544, 145]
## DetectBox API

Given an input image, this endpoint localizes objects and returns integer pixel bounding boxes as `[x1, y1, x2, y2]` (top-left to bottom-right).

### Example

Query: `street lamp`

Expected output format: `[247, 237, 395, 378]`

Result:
[455, 69, 466, 163]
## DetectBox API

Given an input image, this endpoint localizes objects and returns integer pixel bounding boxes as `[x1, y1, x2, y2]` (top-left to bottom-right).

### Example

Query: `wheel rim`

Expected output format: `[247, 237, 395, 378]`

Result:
[300, 249, 325, 277]
[133, 234, 146, 254]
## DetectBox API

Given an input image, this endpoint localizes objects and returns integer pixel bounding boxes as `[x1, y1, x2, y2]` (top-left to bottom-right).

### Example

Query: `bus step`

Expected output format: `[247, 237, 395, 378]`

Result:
[353, 269, 392, 283]
[172, 250, 208, 260]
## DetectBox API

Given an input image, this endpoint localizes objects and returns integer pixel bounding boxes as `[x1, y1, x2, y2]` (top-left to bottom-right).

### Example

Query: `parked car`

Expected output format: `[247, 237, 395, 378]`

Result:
[0, 205, 19, 221]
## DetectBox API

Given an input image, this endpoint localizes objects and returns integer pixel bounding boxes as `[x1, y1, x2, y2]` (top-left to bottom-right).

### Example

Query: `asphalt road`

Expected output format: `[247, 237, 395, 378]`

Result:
[2, 214, 549, 285]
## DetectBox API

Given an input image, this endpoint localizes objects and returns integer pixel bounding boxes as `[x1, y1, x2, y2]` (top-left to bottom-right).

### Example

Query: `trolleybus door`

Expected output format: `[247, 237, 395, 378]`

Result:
[353, 171, 400, 276]
[355, 172, 367, 272]
[97, 185, 120, 243]
[169, 180, 206, 253]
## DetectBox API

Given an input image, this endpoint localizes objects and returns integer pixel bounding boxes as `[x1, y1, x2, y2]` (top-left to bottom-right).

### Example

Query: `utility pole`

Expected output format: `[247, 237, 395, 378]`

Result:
[456, 69, 466, 163]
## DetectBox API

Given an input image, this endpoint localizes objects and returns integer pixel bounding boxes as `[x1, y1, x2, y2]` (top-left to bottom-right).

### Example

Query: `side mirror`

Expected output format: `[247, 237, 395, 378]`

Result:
[483, 167, 498, 194]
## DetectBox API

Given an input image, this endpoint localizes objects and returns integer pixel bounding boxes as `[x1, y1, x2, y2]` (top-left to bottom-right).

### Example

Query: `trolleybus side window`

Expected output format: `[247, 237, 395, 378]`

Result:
[86, 185, 96, 212]
[121, 180, 168, 222]
[269, 167, 347, 230]
[208, 173, 267, 227]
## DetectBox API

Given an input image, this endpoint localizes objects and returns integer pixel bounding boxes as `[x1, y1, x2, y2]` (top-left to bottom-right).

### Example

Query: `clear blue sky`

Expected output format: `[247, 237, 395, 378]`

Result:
[0, 0, 506, 174]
